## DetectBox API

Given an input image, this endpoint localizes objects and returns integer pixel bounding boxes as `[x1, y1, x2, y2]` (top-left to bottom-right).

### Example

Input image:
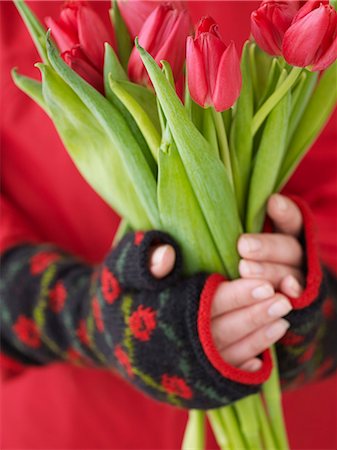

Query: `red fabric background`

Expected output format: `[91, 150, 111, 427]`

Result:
[1, 1, 336, 449]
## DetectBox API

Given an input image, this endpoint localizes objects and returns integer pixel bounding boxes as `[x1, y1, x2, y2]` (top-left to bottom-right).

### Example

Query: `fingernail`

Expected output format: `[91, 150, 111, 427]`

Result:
[268, 299, 293, 318]
[239, 237, 262, 254]
[239, 260, 264, 276]
[151, 245, 168, 267]
[265, 319, 290, 339]
[285, 275, 303, 298]
[252, 284, 274, 300]
[274, 194, 288, 212]
[241, 359, 262, 372]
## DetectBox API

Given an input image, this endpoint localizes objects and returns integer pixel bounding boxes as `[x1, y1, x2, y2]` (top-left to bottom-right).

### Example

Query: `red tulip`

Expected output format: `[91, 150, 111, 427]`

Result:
[46, 2, 114, 91]
[251, 1, 301, 56]
[283, 1, 337, 71]
[128, 4, 191, 85]
[118, 0, 185, 39]
[186, 16, 242, 112]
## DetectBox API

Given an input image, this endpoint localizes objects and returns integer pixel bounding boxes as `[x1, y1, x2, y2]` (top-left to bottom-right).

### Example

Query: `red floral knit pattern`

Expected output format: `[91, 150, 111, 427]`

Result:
[129, 305, 157, 341]
[161, 374, 193, 399]
[101, 267, 120, 304]
[49, 281, 67, 313]
[13, 315, 41, 348]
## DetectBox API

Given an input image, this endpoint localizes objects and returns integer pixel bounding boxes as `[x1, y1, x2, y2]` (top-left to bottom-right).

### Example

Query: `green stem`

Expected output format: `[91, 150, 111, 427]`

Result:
[255, 397, 278, 450]
[211, 109, 234, 187]
[234, 395, 263, 450]
[219, 405, 246, 449]
[252, 67, 302, 136]
[262, 347, 290, 450]
[208, 410, 231, 450]
[181, 410, 206, 450]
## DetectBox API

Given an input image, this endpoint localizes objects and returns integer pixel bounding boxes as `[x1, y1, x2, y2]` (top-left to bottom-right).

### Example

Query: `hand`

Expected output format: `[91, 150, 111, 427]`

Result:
[147, 194, 305, 372]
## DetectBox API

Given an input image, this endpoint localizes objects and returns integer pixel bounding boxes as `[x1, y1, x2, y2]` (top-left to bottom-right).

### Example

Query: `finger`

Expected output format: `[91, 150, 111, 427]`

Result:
[212, 294, 292, 349]
[237, 233, 303, 268]
[148, 245, 176, 279]
[267, 194, 303, 237]
[279, 274, 303, 298]
[211, 279, 275, 318]
[238, 358, 263, 372]
[220, 319, 290, 367]
[239, 259, 304, 291]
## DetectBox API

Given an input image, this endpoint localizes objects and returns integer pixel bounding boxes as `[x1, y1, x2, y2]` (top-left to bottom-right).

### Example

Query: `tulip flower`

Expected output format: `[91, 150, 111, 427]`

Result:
[46, 1, 114, 90]
[283, 1, 337, 71]
[118, 0, 185, 39]
[251, 1, 301, 56]
[186, 16, 242, 112]
[128, 4, 191, 85]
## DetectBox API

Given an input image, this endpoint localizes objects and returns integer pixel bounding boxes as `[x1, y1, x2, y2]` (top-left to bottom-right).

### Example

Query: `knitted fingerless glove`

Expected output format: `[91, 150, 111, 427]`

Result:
[0, 231, 271, 410]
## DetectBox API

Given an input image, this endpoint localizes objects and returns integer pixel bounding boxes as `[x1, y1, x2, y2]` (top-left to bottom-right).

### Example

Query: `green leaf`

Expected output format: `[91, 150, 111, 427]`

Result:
[158, 143, 224, 275]
[246, 70, 291, 233]
[276, 61, 337, 190]
[46, 32, 161, 229]
[37, 63, 151, 230]
[14, 0, 48, 62]
[230, 41, 254, 220]
[11, 68, 48, 113]
[109, 76, 161, 161]
[136, 40, 242, 278]
[104, 43, 128, 86]
[110, 1, 132, 71]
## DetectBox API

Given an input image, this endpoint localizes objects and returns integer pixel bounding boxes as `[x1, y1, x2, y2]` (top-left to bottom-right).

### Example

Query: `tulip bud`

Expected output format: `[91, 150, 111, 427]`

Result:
[128, 4, 191, 85]
[251, 1, 301, 56]
[186, 16, 242, 112]
[118, 0, 186, 39]
[283, 1, 337, 71]
[46, 2, 114, 89]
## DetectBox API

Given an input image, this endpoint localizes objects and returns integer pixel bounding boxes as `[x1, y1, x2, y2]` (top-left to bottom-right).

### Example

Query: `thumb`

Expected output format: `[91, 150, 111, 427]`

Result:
[149, 245, 176, 279]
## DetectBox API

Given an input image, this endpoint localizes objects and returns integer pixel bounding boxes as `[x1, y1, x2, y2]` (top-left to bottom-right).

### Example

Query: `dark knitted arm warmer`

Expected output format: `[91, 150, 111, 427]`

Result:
[275, 197, 337, 389]
[0, 231, 271, 410]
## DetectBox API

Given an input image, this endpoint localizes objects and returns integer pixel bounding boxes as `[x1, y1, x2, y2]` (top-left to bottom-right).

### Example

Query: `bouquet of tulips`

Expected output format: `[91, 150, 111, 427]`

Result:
[13, 0, 337, 448]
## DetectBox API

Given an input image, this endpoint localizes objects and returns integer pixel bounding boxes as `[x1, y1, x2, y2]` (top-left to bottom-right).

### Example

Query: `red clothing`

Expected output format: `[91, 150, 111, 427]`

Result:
[0, 1, 336, 449]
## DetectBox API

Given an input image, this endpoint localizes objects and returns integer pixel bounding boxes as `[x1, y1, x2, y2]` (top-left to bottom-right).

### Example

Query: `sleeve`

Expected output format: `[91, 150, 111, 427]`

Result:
[0, 231, 272, 410]
[275, 196, 337, 389]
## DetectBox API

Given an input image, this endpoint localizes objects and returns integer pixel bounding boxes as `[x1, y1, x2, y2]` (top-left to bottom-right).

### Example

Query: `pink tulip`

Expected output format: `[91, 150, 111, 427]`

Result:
[128, 3, 191, 85]
[283, 1, 337, 71]
[46, 1, 114, 90]
[251, 1, 301, 56]
[118, 0, 186, 39]
[186, 16, 242, 112]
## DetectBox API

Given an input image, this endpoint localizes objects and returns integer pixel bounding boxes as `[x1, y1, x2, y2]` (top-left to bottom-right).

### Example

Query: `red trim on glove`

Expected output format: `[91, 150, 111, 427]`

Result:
[287, 196, 322, 310]
[198, 274, 272, 385]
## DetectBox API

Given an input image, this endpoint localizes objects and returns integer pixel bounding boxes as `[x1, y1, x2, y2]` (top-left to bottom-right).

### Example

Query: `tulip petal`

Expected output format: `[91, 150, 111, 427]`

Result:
[186, 36, 208, 107]
[154, 10, 191, 80]
[128, 5, 169, 84]
[198, 32, 227, 97]
[78, 6, 113, 70]
[312, 33, 337, 71]
[212, 41, 242, 112]
[283, 5, 330, 67]
[62, 47, 104, 93]
[45, 16, 78, 53]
